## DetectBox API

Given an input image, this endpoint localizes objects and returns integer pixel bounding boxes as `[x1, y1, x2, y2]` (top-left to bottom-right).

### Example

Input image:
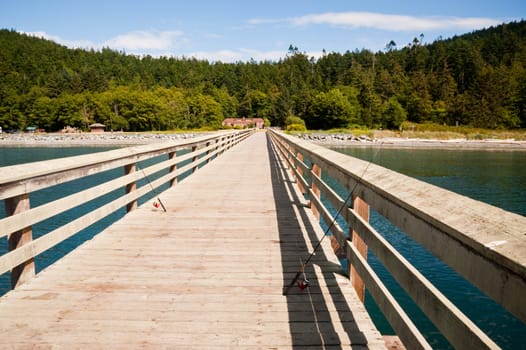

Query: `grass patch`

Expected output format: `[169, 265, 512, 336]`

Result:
[288, 123, 526, 141]
[397, 122, 526, 140]
[288, 128, 375, 138]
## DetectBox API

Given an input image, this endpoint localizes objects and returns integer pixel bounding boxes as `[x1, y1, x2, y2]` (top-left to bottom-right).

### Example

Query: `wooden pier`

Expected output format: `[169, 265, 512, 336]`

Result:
[0, 132, 384, 348]
[2, 129, 525, 349]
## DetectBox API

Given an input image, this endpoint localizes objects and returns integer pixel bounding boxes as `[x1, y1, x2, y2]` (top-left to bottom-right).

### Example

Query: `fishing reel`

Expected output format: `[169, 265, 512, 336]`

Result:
[297, 276, 310, 290]
[296, 266, 310, 290]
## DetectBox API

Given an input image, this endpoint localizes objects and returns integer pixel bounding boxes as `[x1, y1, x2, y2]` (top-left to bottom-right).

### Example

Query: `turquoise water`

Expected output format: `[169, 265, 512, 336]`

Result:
[0, 147, 123, 284]
[333, 147, 526, 216]
[0, 146, 184, 290]
[329, 146, 526, 349]
[1, 146, 525, 349]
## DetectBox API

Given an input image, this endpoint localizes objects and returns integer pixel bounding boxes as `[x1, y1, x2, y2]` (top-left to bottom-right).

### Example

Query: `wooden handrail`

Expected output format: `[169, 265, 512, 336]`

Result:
[268, 129, 526, 349]
[0, 129, 254, 288]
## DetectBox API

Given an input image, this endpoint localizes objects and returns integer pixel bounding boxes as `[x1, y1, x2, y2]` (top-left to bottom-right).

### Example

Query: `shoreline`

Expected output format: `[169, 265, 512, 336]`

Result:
[299, 134, 526, 151]
[0, 132, 205, 147]
[321, 137, 526, 151]
[1, 132, 526, 151]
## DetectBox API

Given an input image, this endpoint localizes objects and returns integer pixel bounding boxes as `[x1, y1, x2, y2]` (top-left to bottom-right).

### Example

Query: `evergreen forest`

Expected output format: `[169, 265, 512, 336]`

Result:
[1, 20, 526, 132]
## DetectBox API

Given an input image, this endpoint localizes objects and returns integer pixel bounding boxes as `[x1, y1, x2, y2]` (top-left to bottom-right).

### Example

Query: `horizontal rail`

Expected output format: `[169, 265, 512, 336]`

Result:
[0, 131, 247, 200]
[268, 129, 526, 349]
[0, 129, 254, 288]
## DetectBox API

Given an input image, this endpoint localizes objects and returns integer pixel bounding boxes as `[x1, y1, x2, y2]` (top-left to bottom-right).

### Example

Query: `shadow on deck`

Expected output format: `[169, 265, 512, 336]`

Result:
[267, 134, 370, 349]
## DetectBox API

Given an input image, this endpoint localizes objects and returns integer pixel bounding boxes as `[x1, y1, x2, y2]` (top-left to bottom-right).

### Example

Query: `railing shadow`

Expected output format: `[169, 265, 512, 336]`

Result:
[266, 133, 367, 349]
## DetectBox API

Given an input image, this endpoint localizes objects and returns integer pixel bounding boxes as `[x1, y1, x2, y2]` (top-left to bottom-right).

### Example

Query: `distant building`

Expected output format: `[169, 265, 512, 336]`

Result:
[222, 117, 264, 129]
[62, 126, 79, 133]
[89, 123, 106, 133]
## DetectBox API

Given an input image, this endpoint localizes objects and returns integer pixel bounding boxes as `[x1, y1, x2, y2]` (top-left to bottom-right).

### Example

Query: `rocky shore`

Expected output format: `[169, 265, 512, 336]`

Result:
[0, 132, 203, 147]
[296, 133, 526, 150]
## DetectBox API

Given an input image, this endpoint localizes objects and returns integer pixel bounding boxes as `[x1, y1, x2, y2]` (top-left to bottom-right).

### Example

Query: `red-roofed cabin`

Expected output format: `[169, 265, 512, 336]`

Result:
[222, 117, 264, 129]
[89, 123, 106, 133]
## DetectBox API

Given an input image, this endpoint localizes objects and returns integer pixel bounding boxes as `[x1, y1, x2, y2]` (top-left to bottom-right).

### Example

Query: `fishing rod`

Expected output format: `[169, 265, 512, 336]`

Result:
[283, 142, 383, 295]
[284, 189, 353, 295]
[135, 162, 167, 212]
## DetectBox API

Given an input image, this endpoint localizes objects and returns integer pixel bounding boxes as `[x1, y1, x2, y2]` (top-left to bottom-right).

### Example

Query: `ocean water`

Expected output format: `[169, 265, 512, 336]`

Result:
[1, 145, 525, 349]
[329, 146, 526, 349]
[0, 146, 189, 291]
[0, 146, 123, 286]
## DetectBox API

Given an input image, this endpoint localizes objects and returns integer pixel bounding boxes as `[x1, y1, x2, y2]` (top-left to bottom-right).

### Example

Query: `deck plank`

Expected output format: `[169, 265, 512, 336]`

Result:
[0, 132, 384, 349]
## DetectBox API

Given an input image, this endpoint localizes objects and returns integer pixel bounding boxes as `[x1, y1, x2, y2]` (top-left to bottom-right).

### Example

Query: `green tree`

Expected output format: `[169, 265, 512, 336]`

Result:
[406, 71, 433, 122]
[383, 97, 407, 129]
[153, 86, 188, 130]
[239, 89, 272, 119]
[335, 85, 362, 124]
[54, 94, 85, 129]
[2, 22, 526, 132]
[30, 96, 55, 130]
[211, 86, 239, 118]
[284, 115, 306, 128]
[187, 93, 223, 129]
[307, 88, 356, 129]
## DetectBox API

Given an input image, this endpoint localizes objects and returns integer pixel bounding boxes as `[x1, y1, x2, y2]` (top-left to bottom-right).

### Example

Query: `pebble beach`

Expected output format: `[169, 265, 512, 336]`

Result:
[0, 132, 204, 147]
[297, 133, 526, 150]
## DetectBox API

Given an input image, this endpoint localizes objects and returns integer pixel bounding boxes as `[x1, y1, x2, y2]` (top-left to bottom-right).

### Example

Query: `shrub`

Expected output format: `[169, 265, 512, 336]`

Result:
[286, 123, 307, 132]
[285, 115, 306, 127]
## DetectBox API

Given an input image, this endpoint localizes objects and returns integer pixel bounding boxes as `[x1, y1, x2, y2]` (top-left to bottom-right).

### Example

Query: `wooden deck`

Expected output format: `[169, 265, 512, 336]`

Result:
[0, 132, 384, 349]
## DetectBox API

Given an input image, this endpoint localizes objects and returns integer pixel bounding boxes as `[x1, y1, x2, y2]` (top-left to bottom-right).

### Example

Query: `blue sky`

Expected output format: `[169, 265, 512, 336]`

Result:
[1, 0, 524, 62]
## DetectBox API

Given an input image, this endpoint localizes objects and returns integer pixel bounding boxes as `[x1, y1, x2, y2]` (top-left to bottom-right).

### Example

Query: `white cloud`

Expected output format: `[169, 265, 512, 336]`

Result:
[238, 48, 288, 62]
[103, 30, 185, 51]
[24, 31, 96, 48]
[189, 49, 244, 62]
[187, 49, 264, 63]
[205, 33, 224, 39]
[24, 30, 288, 62]
[188, 48, 323, 63]
[24, 30, 187, 53]
[250, 11, 502, 32]
[188, 48, 282, 62]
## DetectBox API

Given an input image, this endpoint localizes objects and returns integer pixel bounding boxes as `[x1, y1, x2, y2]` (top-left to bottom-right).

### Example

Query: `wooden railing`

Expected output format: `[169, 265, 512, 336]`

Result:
[0, 129, 253, 289]
[268, 129, 526, 350]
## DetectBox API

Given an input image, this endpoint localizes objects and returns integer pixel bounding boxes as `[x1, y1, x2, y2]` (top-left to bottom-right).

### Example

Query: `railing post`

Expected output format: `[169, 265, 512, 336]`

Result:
[310, 163, 321, 220]
[223, 136, 229, 154]
[223, 135, 230, 152]
[296, 152, 306, 194]
[281, 140, 290, 169]
[206, 141, 211, 164]
[350, 195, 369, 303]
[125, 163, 137, 212]
[5, 194, 35, 289]
[288, 146, 296, 180]
[192, 145, 198, 173]
[169, 151, 177, 187]
[217, 137, 223, 155]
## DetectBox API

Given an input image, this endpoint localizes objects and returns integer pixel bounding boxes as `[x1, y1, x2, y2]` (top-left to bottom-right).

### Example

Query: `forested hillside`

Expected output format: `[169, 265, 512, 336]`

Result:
[1, 20, 526, 132]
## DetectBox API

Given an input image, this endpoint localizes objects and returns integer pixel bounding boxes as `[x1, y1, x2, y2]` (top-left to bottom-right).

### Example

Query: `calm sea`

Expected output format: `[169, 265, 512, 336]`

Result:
[330, 146, 526, 350]
[1, 145, 525, 349]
